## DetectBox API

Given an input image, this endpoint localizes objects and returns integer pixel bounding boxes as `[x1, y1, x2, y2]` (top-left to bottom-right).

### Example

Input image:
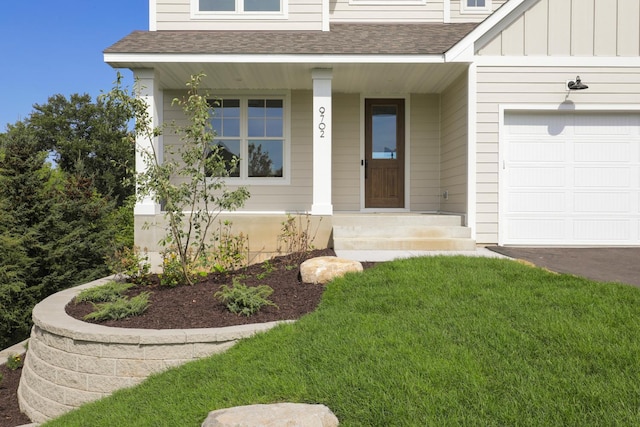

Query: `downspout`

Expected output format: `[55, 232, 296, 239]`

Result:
[467, 62, 477, 240]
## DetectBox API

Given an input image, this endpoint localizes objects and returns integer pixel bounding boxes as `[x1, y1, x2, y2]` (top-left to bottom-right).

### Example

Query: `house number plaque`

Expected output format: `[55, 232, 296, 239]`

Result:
[318, 106, 326, 138]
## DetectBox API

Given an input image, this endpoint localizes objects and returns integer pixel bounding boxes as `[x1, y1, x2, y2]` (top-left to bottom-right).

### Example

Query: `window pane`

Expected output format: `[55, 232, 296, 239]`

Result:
[200, 0, 235, 11]
[248, 140, 283, 177]
[248, 118, 265, 137]
[225, 119, 240, 137]
[265, 118, 283, 137]
[208, 140, 241, 177]
[221, 99, 240, 116]
[372, 106, 397, 160]
[265, 99, 283, 117]
[244, 0, 280, 12]
[212, 99, 240, 137]
[248, 99, 265, 118]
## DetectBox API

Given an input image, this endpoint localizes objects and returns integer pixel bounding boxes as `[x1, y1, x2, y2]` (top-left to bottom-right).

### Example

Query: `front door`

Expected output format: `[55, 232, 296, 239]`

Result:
[365, 98, 405, 208]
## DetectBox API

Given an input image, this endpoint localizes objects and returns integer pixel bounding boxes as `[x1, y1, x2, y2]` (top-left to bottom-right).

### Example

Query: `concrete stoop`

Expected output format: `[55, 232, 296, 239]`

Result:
[332, 213, 475, 251]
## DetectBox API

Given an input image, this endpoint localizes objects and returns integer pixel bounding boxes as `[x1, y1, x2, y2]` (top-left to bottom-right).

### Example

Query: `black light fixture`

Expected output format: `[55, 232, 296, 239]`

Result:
[567, 76, 589, 90]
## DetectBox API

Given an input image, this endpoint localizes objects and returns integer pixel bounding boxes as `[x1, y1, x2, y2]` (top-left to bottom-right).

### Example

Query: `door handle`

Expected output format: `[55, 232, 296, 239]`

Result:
[362, 159, 368, 179]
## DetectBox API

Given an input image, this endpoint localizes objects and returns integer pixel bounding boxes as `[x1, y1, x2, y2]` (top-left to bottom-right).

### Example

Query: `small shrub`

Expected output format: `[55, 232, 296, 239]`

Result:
[6, 353, 23, 370]
[106, 246, 151, 285]
[277, 213, 322, 264]
[75, 281, 135, 304]
[84, 292, 151, 322]
[256, 259, 275, 280]
[214, 281, 278, 317]
[209, 221, 249, 273]
[160, 251, 193, 287]
[0, 371, 3, 385]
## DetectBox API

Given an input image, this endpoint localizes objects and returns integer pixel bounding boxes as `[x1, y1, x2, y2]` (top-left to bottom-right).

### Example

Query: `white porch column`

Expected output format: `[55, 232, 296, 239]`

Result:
[311, 69, 333, 215]
[133, 69, 163, 215]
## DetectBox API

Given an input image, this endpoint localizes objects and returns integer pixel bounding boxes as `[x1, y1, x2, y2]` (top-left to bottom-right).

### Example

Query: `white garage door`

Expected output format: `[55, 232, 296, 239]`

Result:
[501, 111, 640, 246]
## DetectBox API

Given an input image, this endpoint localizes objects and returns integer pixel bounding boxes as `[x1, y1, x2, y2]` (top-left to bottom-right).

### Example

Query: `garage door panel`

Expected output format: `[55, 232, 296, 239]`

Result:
[574, 220, 631, 241]
[502, 111, 640, 246]
[509, 192, 566, 212]
[573, 192, 631, 213]
[511, 167, 565, 187]
[574, 167, 631, 187]
[510, 141, 566, 162]
[574, 141, 631, 162]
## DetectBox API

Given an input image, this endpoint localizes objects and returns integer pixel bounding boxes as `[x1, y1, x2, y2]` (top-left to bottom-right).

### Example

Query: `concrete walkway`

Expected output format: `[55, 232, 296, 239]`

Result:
[335, 247, 509, 262]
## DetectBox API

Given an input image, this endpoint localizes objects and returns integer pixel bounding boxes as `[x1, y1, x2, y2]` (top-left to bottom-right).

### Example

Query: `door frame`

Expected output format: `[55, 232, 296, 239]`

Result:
[359, 94, 411, 211]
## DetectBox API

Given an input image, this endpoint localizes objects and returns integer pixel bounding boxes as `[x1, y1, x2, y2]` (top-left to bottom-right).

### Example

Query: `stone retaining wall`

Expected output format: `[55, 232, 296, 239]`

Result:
[17, 277, 290, 424]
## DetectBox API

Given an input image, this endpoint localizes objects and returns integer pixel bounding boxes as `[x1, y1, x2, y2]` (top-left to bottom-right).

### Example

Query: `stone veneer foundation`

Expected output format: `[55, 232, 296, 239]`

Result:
[17, 276, 290, 424]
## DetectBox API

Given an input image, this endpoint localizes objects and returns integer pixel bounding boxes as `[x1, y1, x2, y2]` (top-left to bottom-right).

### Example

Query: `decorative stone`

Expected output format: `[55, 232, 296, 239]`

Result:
[201, 403, 339, 427]
[300, 256, 363, 285]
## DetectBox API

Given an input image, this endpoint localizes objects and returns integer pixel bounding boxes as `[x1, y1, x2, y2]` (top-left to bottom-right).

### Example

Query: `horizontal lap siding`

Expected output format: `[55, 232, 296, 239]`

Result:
[330, 0, 442, 22]
[440, 73, 467, 214]
[155, 0, 322, 30]
[332, 93, 361, 211]
[410, 94, 441, 211]
[475, 67, 640, 244]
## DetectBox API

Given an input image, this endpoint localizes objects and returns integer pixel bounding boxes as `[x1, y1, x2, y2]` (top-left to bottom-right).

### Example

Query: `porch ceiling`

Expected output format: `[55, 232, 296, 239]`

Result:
[109, 61, 469, 94]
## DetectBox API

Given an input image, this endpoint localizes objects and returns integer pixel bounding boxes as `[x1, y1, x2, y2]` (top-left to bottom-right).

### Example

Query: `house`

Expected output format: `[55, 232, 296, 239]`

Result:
[104, 0, 640, 263]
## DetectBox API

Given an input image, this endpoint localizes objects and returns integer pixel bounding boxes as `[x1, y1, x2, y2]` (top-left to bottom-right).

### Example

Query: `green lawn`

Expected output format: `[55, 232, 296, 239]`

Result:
[45, 256, 640, 426]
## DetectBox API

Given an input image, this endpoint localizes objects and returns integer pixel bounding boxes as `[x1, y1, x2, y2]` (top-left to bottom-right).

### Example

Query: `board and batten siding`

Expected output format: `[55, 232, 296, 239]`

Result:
[474, 67, 640, 244]
[162, 89, 313, 212]
[449, 0, 507, 23]
[439, 72, 468, 214]
[329, 0, 443, 22]
[332, 93, 361, 211]
[155, 0, 323, 30]
[478, 0, 640, 57]
[409, 94, 442, 211]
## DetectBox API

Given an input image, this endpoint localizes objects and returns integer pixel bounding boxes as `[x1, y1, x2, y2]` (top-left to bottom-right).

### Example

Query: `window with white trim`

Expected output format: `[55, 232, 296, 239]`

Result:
[461, 0, 491, 13]
[197, 0, 283, 13]
[208, 97, 287, 182]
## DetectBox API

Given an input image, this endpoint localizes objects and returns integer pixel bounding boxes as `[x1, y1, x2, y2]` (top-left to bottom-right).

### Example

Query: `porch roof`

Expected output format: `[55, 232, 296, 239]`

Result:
[105, 23, 478, 56]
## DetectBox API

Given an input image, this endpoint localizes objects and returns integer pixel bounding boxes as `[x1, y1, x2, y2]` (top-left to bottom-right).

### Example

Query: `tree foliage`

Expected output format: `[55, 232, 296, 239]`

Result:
[0, 89, 135, 348]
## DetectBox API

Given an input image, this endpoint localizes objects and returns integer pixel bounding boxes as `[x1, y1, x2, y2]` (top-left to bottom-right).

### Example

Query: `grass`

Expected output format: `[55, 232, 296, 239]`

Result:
[44, 256, 640, 426]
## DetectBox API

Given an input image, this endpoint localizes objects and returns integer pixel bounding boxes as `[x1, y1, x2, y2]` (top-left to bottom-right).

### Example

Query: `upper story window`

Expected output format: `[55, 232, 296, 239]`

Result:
[194, 0, 287, 19]
[461, 0, 491, 13]
[207, 96, 289, 184]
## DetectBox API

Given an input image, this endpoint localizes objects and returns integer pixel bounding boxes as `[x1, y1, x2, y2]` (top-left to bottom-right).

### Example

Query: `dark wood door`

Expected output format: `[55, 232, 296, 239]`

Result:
[365, 99, 405, 208]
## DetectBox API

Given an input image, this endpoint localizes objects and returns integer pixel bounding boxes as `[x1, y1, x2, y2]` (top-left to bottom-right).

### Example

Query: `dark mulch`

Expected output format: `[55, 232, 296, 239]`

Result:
[1, 249, 375, 426]
[65, 248, 342, 329]
[0, 357, 31, 427]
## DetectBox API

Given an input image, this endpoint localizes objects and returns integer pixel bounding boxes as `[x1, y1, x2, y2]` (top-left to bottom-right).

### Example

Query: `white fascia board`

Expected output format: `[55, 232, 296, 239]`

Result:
[104, 53, 446, 65]
[445, 0, 529, 63]
[475, 56, 640, 67]
[149, 0, 156, 31]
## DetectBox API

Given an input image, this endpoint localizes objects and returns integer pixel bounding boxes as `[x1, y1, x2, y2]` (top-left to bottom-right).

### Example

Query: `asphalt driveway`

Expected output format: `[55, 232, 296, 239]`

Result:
[487, 247, 640, 287]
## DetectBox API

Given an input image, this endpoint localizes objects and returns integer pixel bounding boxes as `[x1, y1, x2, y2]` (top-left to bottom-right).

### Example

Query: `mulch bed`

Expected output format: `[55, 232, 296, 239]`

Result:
[1, 249, 375, 426]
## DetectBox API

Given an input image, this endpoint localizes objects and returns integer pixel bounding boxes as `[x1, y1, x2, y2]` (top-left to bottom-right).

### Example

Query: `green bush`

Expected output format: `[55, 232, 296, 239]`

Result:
[214, 281, 277, 316]
[75, 281, 134, 304]
[6, 353, 23, 370]
[84, 292, 151, 321]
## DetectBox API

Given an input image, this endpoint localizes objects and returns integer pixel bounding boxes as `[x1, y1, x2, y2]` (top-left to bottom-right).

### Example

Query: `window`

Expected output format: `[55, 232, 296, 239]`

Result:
[461, 0, 491, 13]
[197, 0, 283, 14]
[209, 97, 287, 182]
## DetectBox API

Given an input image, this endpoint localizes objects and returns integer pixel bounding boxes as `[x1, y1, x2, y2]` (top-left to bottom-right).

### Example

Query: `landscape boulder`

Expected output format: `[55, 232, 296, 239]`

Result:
[300, 256, 363, 285]
[201, 403, 339, 427]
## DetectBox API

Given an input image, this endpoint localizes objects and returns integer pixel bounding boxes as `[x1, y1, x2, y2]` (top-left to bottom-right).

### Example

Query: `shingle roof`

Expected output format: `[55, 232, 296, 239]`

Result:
[104, 23, 478, 56]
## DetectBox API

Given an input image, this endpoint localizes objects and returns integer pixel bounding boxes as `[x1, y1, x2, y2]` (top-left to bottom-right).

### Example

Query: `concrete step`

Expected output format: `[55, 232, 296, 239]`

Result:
[333, 237, 477, 251]
[333, 225, 472, 239]
[332, 214, 464, 228]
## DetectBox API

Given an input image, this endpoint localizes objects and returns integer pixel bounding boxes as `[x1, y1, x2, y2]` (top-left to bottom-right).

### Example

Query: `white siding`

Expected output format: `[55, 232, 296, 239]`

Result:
[475, 66, 640, 244]
[410, 94, 442, 211]
[156, 0, 323, 30]
[478, 0, 640, 57]
[330, 0, 443, 22]
[332, 93, 361, 211]
[440, 72, 468, 214]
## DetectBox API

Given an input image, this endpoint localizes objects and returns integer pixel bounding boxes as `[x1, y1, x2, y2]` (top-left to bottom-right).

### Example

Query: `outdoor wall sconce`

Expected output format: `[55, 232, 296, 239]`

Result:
[567, 76, 589, 90]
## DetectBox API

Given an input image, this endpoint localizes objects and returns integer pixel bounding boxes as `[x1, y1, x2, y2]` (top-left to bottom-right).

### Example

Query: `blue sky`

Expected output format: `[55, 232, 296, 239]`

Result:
[0, 1, 149, 130]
